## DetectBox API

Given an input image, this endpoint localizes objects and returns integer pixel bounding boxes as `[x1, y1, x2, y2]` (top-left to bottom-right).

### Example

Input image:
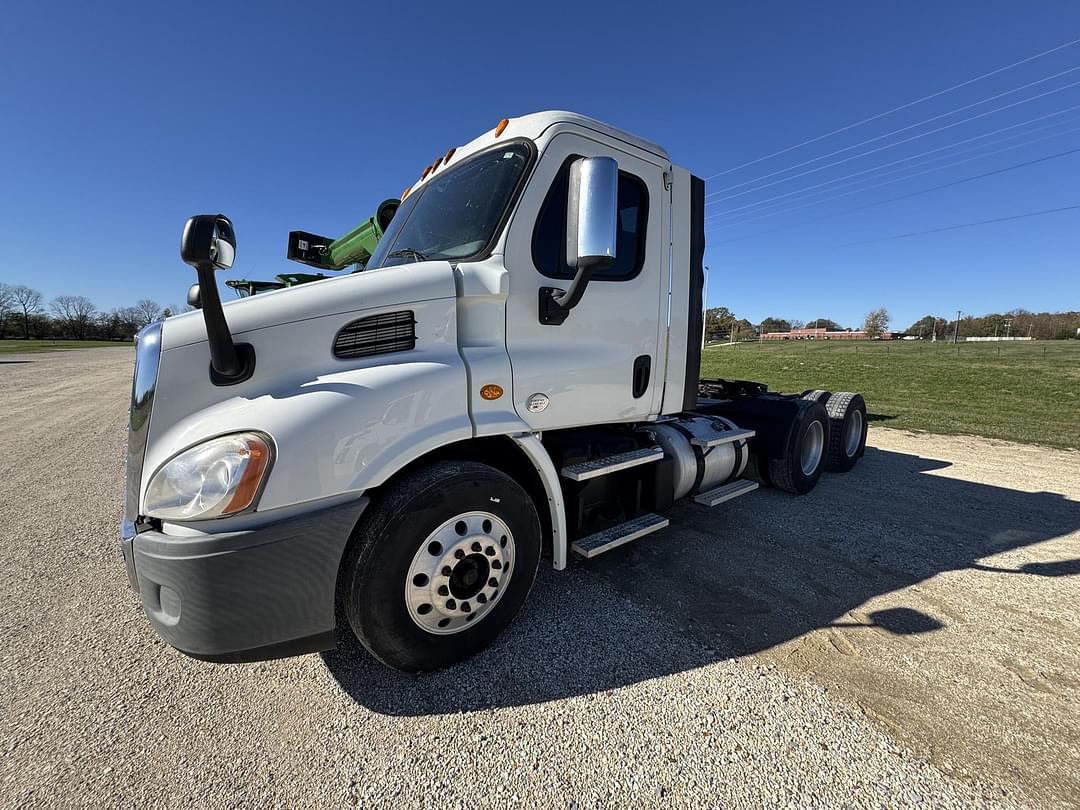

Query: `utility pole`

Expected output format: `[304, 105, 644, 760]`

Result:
[952, 310, 962, 345]
[1004, 317, 1012, 338]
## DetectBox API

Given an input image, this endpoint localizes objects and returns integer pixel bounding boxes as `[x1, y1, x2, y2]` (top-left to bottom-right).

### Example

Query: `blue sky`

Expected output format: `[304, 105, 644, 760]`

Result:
[1, 0, 1077, 330]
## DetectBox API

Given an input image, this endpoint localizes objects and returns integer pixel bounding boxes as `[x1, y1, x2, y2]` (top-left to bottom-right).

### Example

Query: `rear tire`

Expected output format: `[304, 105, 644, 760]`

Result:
[801, 389, 831, 407]
[341, 460, 541, 672]
[824, 392, 867, 472]
[758, 399, 828, 495]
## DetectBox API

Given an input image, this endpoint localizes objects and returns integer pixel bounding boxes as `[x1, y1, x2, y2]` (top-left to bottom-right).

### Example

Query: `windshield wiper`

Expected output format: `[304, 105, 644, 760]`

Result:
[386, 247, 430, 262]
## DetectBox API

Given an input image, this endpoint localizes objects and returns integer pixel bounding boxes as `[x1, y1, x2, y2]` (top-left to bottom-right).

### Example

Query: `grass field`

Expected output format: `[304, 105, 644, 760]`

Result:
[700, 340, 1080, 449]
[0, 339, 128, 355]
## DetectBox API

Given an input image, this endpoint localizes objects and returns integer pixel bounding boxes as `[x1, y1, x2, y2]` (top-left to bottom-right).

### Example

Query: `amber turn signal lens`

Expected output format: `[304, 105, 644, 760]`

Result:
[222, 436, 272, 515]
[480, 384, 503, 400]
[494, 118, 508, 137]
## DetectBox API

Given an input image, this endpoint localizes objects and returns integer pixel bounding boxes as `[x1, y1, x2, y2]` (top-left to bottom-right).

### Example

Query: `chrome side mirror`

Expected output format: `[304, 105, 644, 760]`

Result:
[567, 156, 618, 273]
[539, 156, 618, 326]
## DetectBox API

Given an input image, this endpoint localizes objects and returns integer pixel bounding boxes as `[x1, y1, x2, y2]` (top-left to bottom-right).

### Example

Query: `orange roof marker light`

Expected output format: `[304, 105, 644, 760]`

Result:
[420, 164, 434, 181]
[444, 146, 456, 163]
[494, 118, 509, 137]
[430, 157, 443, 173]
[401, 185, 411, 200]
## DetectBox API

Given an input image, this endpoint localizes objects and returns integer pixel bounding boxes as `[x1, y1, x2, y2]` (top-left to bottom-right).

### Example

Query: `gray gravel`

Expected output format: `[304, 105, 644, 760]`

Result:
[0, 348, 1059, 807]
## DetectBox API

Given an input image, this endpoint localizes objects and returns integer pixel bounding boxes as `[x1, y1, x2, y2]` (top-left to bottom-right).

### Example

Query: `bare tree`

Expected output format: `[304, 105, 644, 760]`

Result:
[10, 285, 44, 340]
[134, 299, 162, 326]
[51, 295, 98, 340]
[0, 283, 13, 338]
[116, 307, 142, 338]
[96, 310, 122, 341]
[863, 307, 890, 339]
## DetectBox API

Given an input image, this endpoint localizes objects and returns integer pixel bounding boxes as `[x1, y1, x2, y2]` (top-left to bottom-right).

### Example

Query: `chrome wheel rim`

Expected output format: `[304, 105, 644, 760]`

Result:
[844, 410, 863, 457]
[800, 421, 825, 476]
[405, 511, 514, 635]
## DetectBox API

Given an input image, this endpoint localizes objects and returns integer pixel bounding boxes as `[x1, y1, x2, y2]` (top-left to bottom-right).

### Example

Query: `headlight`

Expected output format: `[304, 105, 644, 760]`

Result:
[143, 432, 272, 521]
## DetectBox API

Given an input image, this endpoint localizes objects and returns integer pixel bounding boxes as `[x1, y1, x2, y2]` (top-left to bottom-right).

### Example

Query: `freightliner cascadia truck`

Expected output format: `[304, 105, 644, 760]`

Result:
[120, 111, 867, 672]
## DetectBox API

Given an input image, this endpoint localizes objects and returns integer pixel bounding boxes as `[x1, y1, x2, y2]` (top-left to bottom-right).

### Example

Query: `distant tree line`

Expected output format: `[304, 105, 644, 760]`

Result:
[707, 305, 1078, 342]
[905, 310, 1080, 341]
[0, 283, 183, 341]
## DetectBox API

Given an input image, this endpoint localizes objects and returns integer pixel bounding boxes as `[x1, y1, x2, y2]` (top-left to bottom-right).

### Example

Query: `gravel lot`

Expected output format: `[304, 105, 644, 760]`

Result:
[1, 347, 1077, 808]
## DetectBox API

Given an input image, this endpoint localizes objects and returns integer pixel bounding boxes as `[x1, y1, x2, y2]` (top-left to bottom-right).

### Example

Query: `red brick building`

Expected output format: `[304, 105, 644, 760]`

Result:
[760, 328, 896, 341]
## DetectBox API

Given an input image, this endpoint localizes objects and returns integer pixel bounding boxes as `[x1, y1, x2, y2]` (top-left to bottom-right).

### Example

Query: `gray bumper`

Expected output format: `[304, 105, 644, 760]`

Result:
[124, 498, 368, 663]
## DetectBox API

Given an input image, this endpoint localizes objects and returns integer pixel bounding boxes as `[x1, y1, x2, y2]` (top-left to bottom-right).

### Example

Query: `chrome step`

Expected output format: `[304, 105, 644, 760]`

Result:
[690, 428, 756, 448]
[560, 446, 665, 482]
[693, 478, 759, 507]
[572, 513, 670, 559]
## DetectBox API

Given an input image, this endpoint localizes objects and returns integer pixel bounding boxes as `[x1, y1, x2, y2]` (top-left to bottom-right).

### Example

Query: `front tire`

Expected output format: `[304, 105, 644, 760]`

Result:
[341, 460, 541, 672]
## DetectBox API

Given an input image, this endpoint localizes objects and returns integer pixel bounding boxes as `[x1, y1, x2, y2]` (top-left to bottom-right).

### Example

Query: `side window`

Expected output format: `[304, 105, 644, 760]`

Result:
[532, 155, 650, 281]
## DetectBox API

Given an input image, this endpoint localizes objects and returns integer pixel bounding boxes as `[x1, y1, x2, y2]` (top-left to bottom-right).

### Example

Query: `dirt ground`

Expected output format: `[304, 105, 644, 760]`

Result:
[1, 348, 1078, 807]
[593, 428, 1080, 805]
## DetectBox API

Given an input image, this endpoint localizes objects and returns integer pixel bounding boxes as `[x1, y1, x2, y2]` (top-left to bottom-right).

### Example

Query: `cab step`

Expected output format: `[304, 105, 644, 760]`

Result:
[571, 513, 669, 559]
[560, 446, 664, 482]
[689, 427, 755, 448]
[693, 478, 759, 507]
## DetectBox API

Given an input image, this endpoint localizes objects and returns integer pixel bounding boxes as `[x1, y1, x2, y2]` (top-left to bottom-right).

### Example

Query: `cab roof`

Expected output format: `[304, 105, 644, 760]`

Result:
[403, 111, 669, 198]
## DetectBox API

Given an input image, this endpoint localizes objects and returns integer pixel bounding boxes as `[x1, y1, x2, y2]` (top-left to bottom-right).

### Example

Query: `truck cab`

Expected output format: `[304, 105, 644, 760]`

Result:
[120, 112, 868, 671]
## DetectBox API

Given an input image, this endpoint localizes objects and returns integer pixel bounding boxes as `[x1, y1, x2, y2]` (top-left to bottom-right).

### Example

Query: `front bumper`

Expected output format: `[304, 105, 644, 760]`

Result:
[121, 498, 368, 663]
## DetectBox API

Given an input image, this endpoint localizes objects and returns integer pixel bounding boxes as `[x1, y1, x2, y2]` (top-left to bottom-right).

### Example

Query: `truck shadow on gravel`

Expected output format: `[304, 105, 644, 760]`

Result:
[323, 446, 1080, 715]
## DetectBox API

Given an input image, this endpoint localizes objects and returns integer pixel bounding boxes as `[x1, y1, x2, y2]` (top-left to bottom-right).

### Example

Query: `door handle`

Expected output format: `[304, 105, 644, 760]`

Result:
[632, 355, 651, 399]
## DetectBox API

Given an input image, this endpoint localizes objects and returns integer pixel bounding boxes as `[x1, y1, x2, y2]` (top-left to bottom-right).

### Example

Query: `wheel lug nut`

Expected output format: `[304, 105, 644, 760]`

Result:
[476, 593, 487, 604]
[441, 566, 453, 576]
[491, 560, 502, 570]
[488, 577, 498, 588]
[454, 549, 465, 560]
[484, 547, 495, 556]
[446, 598, 457, 610]
[460, 601, 471, 613]
[471, 541, 482, 552]
[438, 585, 449, 596]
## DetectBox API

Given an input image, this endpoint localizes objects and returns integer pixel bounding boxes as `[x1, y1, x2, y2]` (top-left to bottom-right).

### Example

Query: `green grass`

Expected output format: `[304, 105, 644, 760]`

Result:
[0, 339, 128, 354]
[700, 340, 1080, 449]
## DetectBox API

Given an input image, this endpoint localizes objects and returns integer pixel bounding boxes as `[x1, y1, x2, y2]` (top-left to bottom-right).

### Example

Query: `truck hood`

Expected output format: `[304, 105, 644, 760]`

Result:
[160, 260, 458, 351]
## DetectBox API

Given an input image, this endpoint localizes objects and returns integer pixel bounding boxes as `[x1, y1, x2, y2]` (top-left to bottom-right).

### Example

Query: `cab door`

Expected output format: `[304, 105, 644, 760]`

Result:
[503, 132, 668, 430]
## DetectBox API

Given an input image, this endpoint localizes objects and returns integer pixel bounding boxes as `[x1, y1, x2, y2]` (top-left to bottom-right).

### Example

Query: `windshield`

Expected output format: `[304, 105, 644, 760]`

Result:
[367, 142, 532, 270]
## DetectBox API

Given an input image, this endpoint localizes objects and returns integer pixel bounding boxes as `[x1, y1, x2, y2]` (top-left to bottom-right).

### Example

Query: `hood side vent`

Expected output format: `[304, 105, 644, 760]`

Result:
[333, 310, 416, 359]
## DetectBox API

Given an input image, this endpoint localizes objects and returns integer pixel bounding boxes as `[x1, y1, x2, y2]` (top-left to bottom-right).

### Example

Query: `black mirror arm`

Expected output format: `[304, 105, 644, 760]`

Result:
[194, 264, 250, 382]
[553, 263, 596, 311]
[537, 259, 608, 326]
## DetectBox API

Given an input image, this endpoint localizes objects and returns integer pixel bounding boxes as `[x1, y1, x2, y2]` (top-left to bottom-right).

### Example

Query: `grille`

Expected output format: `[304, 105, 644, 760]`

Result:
[333, 310, 416, 359]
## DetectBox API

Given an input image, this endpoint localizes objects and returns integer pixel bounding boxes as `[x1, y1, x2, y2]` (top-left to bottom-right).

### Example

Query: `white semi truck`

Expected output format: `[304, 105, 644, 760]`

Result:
[120, 112, 867, 671]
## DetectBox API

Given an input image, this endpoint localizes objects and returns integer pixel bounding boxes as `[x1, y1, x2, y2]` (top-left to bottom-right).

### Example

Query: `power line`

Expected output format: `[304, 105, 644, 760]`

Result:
[704, 65, 1080, 200]
[708, 125, 1080, 231]
[705, 35, 1080, 180]
[705, 105, 1080, 222]
[706, 76, 1080, 204]
[709, 146, 1080, 242]
[708, 66, 1080, 200]
[720, 205, 1080, 266]
[842, 204, 1080, 246]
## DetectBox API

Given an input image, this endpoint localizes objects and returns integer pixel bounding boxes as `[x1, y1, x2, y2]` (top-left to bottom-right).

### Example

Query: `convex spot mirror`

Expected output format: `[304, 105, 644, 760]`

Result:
[181, 214, 236, 271]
